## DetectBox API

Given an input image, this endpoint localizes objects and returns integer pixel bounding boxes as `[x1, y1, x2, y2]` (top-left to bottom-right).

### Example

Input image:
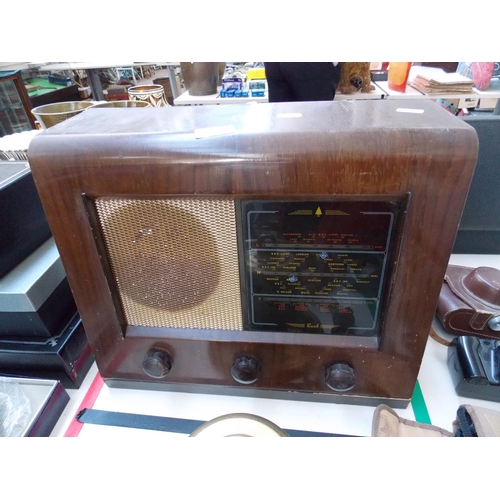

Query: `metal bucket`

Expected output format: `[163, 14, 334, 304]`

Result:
[31, 101, 95, 129]
[89, 100, 150, 108]
[180, 62, 219, 96]
[152, 77, 175, 106]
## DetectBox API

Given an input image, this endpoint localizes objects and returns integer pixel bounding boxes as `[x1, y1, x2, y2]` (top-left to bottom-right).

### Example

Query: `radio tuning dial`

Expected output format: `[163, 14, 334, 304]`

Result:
[325, 362, 356, 392]
[231, 355, 260, 385]
[142, 348, 173, 379]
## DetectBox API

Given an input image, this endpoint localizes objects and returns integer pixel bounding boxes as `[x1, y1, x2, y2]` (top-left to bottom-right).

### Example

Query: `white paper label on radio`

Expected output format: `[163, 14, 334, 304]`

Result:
[396, 108, 425, 114]
[195, 125, 236, 139]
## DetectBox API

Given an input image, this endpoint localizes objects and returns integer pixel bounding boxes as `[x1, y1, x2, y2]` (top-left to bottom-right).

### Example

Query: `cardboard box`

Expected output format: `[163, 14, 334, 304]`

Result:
[477, 97, 499, 109]
[458, 96, 479, 108]
[105, 85, 130, 101]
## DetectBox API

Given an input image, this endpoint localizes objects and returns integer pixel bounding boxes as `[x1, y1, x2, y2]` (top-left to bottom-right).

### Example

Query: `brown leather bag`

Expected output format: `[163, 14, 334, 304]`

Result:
[372, 404, 500, 437]
[435, 265, 500, 340]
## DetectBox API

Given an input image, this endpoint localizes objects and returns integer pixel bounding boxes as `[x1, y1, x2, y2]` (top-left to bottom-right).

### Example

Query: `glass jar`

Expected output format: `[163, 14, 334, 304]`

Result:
[388, 62, 412, 93]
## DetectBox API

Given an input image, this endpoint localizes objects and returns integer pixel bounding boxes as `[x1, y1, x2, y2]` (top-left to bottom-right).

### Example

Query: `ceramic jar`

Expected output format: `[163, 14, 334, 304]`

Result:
[127, 84, 169, 107]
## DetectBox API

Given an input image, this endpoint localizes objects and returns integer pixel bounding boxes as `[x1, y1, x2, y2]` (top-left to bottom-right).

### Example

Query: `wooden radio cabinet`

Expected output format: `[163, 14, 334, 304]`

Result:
[28, 99, 478, 407]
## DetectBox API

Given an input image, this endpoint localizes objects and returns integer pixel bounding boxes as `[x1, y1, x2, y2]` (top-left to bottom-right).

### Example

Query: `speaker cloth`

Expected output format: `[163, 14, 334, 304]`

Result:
[95, 197, 243, 330]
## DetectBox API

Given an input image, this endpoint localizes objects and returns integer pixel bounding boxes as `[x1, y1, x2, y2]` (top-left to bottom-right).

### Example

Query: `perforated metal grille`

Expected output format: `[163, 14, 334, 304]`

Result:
[94, 197, 243, 330]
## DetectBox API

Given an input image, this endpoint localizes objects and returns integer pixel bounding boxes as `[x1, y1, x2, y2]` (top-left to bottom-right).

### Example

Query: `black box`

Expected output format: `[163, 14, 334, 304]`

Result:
[0, 376, 70, 436]
[0, 162, 52, 278]
[0, 238, 77, 340]
[0, 314, 94, 389]
[453, 115, 500, 254]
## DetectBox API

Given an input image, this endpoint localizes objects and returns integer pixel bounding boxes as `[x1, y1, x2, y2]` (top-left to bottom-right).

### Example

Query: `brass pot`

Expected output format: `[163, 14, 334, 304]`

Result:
[90, 100, 150, 108]
[180, 62, 219, 96]
[31, 101, 95, 129]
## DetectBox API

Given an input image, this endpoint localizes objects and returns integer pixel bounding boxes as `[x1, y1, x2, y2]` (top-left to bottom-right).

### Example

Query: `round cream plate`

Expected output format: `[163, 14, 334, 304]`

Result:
[189, 413, 288, 437]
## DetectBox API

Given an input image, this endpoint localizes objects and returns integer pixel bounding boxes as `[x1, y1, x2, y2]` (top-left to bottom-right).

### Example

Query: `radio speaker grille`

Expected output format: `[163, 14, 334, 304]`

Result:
[94, 197, 243, 331]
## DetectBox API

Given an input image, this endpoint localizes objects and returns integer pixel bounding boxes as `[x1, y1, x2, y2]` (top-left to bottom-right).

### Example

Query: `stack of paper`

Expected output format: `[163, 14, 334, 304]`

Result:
[409, 66, 474, 94]
[0, 130, 40, 161]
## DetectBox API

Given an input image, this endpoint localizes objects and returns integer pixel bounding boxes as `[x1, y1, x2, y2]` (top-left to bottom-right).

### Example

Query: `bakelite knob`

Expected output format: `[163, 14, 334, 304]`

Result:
[142, 349, 173, 379]
[231, 355, 260, 385]
[325, 362, 356, 392]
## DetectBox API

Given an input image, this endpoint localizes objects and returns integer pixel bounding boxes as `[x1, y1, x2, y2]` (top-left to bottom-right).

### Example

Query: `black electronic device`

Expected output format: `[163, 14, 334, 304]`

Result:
[448, 335, 500, 402]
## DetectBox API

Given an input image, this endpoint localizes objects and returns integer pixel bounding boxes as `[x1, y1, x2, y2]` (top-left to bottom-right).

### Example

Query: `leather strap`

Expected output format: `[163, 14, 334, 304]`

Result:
[468, 311, 493, 331]
[76, 408, 356, 437]
[436, 281, 500, 340]
[429, 324, 452, 347]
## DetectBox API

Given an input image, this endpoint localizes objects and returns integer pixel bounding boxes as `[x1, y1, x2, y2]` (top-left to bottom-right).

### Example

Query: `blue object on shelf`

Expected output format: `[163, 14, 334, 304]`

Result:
[48, 75, 72, 86]
[222, 77, 243, 91]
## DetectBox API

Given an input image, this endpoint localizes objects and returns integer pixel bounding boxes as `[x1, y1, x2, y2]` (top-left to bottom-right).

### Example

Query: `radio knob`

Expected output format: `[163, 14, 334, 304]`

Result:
[142, 349, 173, 379]
[325, 362, 356, 392]
[231, 355, 260, 385]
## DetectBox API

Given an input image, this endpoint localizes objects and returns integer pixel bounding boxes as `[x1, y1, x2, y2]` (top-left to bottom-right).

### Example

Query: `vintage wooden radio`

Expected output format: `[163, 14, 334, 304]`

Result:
[28, 100, 478, 407]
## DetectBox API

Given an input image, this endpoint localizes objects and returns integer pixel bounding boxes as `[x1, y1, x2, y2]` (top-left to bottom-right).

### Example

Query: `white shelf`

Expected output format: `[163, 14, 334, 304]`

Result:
[175, 87, 385, 106]
[374, 80, 496, 110]
[174, 88, 268, 106]
[375, 80, 425, 99]
[474, 78, 500, 109]
[335, 86, 385, 100]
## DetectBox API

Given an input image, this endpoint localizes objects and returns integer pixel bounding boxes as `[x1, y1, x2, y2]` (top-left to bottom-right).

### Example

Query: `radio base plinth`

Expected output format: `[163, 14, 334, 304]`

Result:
[104, 378, 410, 409]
